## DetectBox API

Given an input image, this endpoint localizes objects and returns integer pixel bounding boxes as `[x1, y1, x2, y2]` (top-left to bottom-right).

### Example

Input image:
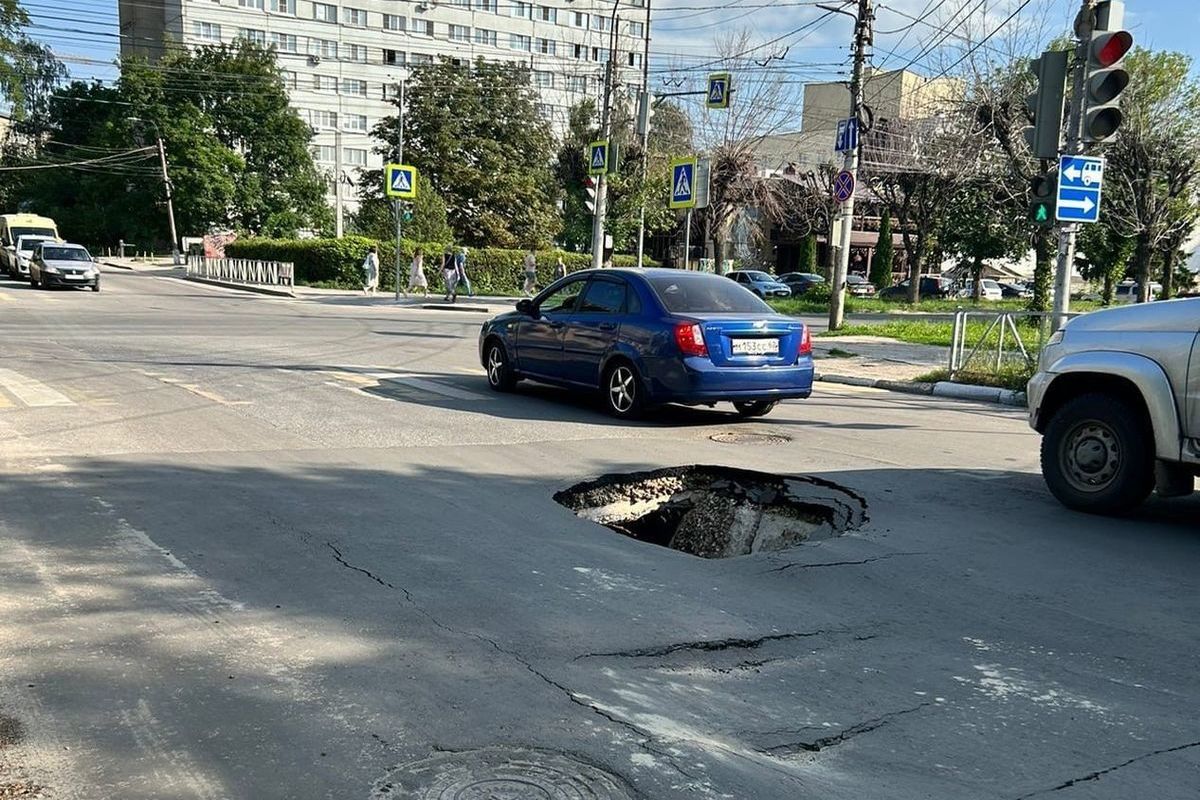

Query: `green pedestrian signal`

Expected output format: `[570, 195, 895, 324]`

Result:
[1029, 170, 1057, 227]
[1034, 203, 1049, 223]
[402, 209, 413, 222]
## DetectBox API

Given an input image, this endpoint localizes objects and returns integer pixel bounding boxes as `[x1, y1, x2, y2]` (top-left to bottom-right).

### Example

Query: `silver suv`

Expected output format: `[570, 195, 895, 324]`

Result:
[1028, 299, 1199, 513]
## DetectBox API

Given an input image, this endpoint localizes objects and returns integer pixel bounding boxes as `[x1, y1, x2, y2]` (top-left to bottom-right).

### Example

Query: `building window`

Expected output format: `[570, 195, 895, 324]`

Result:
[309, 38, 338, 59]
[344, 7, 367, 27]
[313, 74, 338, 93]
[629, 21, 644, 38]
[195, 22, 221, 42]
[280, 70, 298, 89]
[511, 1, 532, 18]
[534, 70, 554, 88]
[312, 3, 337, 23]
[628, 0, 645, 7]
[311, 110, 338, 129]
[238, 28, 266, 46]
[474, 0, 496, 12]
[270, 32, 297, 52]
[536, 103, 552, 119]
[451, 0, 469, 6]
[448, 24, 470, 42]
[592, 15, 611, 32]
[238, 0, 264, 8]
[592, 47, 609, 62]
[572, 43, 584, 60]
[538, 5, 556, 23]
[509, 33, 531, 52]
[572, 11, 587, 28]
[343, 148, 368, 167]
[344, 114, 367, 132]
[342, 78, 367, 96]
[269, 0, 294, 12]
[314, 145, 336, 163]
[535, 38, 555, 55]
[568, 75, 586, 93]
[345, 43, 368, 62]
[383, 13, 405, 31]
[383, 48, 405, 65]
[410, 53, 434, 64]
[474, 28, 497, 46]
[628, 52, 640, 68]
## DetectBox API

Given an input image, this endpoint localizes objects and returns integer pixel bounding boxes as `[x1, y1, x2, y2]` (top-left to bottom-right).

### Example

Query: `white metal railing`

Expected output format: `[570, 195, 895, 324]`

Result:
[948, 310, 1080, 380]
[186, 256, 295, 294]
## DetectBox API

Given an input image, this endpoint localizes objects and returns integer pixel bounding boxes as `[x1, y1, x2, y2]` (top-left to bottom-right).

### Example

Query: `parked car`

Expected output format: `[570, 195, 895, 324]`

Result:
[979, 279, 1003, 301]
[1000, 282, 1033, 300]
[10, 234, 57, 278]
[1113, 280, 1163, 303]
[726, 270, 792, 299]
[479, 268, 813, 419]
[845, 273, 876, 297]
[1028, 298, 1199, 513]
[29, 242, 100, 291]
[777, 272, 825, 294]
[879, 276, 953, 300]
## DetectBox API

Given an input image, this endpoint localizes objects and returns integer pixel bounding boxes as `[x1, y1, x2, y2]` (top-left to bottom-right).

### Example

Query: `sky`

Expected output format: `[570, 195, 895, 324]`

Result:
[25, 0, 1200, 90]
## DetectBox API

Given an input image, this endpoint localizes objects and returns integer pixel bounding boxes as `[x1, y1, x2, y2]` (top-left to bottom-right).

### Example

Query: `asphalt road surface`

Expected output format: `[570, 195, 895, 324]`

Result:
[0, 269, 1197, 800]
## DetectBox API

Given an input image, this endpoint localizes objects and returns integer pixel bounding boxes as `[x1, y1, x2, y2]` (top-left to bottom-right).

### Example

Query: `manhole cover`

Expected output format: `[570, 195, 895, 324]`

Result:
[372, 748, 634, 799]
[554, 465, 867, 559]
[709, 431, 792, 445]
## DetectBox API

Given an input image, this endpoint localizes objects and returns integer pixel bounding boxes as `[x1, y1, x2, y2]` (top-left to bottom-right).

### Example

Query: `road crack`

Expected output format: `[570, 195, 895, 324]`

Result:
[1013, 739, 1200, 798]
[325, 542, 414, 602]
[764, 552, 924, 574]
[575, 630, 840, 661]
[755, 703, 931, 756]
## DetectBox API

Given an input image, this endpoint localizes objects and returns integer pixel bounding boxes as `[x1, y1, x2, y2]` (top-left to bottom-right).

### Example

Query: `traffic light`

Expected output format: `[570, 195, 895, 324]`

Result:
[1030, 169, 1057, 226]
[1082, 0, 1133, 144]
[636, 91, 655, 136]
[584, 176, 596, 213]
[1024, 49, 1068, 159]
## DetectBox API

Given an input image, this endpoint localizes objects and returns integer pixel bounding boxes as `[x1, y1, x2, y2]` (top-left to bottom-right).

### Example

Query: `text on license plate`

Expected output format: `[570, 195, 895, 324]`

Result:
[731, 338, 778, 355]
[63, 274, 84, 280]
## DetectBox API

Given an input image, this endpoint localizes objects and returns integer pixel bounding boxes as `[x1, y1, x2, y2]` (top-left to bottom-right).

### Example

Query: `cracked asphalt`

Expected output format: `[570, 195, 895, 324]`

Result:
[0, 270, 1198, 799]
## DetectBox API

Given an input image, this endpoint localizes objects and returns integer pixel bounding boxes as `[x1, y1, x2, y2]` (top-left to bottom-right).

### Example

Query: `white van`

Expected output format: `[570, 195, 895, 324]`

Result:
[1, 214, 60, 276]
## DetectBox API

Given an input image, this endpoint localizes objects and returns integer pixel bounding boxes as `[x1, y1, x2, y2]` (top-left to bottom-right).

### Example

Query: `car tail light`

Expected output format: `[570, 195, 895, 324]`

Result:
[674, 322, 708, 358]
[797, 325, 812, 358]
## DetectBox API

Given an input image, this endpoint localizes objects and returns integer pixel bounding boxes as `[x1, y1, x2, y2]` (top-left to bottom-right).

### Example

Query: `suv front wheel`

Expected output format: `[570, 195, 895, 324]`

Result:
[1041, 392, 1154, 514]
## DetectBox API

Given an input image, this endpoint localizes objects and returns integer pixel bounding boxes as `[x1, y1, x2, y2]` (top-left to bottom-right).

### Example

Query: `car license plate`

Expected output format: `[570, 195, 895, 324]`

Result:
[731, 338, 778, 355]
[64, 274, 84, 280]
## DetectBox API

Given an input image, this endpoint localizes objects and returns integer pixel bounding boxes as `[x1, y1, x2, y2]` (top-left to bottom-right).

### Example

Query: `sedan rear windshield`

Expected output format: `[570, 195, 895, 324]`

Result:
[648, 273, 772, 314]
[42, 247, 90, 262]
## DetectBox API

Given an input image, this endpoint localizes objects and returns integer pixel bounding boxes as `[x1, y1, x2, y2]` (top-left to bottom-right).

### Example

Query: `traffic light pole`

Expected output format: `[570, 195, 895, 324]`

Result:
[634, 0, 652, 268]
[1052, 1, 1092, 332]
[591, 3, 622, 270]
[828, 0, 871, 331]
[394, 78, 406, 302]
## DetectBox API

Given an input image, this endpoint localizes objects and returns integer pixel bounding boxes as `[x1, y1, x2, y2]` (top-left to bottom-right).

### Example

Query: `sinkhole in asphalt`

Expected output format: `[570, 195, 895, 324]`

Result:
[554, 465, 868, 559]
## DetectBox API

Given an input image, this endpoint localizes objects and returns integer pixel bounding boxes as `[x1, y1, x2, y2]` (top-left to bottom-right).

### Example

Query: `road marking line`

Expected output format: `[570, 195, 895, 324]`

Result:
[0, 368, 75, 407]
[377, 374, 489, 401]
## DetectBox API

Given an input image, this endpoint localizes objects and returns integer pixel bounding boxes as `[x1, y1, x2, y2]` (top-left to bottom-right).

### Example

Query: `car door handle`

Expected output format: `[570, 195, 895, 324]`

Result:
[548, 320, 565, 329]
[598, 322, 617, 331]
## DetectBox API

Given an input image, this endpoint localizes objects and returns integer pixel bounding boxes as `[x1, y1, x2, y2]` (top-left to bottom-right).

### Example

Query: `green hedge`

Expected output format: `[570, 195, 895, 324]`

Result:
[226, 237, 657, 294]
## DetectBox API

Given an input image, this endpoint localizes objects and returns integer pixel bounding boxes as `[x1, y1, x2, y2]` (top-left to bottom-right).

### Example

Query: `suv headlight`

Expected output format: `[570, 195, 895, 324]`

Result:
[42, 265, 60, 274]
[1046, 328, 1065, 347]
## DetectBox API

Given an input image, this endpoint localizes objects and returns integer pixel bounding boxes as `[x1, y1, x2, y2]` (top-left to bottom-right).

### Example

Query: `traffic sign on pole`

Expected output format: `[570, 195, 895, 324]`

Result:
[706, 73, 731, 109]
[832, 170, 855, 203]
[588, 140, 609, 176]
[669, 158, 697, 209]
[1056, 155, 1104, 223]
[835, 118, 859, 153]
[385, 164, 418, 199]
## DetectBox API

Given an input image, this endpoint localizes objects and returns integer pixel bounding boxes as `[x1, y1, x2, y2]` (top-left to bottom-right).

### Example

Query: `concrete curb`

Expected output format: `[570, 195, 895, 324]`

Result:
[419, 303, 492, 313]
[100, 260, 134, 271]
[817, 373, 1027, 407]
[182, 275, 295, 298]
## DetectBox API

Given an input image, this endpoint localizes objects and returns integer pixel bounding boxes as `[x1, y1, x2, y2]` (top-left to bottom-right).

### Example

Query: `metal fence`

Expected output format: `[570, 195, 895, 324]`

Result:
[948, 310, 1079, 380]
[186, 256, 294, 295]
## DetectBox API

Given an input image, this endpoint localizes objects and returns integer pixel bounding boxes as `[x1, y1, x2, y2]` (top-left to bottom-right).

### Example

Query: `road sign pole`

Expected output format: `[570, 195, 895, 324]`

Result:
[591, 5, 621, 270]
[635, 0, 652, 269]
[1052, 0, 1091, 332]
[829, 0, 870, 331]
[395, 78, 406, 302]
[683, 208, 691, 270]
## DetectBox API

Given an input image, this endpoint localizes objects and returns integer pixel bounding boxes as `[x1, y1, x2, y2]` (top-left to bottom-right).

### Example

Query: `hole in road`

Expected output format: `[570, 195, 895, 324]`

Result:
[554, 465, 867, 559]
[709, 430, 793, 445]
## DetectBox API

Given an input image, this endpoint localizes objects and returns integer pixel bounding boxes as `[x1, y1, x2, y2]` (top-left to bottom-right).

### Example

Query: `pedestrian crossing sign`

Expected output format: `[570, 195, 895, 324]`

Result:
[669, 157, 697, 209]
[588, 140, 609, 176]
[706, 72, 731, 109]
[385, 164, 418, 199]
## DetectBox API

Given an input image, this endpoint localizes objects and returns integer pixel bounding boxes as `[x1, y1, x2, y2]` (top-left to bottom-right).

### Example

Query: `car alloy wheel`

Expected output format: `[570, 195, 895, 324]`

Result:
[485, 341, 515, 392]
[605, 363, 642, 418]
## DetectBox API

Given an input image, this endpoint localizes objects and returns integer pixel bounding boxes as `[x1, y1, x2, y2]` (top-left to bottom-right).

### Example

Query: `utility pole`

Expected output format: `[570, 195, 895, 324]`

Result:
[1052, 0, 1091, 332]
[394, 77, 406, 302]
[334, 129, 344, 238]
[154, 135, 180, 265]
[828, 0, 871, 331]
[634, 0, 652, 268]
[591, 2, 622, 270]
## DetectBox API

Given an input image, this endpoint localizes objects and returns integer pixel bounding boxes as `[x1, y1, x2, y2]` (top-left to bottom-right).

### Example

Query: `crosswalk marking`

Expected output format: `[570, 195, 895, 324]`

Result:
[0, 368, 75, 407]
[322, 368, 489, 402]
[378, 374, 488, 401]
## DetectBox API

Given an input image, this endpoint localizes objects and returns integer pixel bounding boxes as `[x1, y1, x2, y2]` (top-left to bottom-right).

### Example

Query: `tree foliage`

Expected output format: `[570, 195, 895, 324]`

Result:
[871, 208, 893, 289]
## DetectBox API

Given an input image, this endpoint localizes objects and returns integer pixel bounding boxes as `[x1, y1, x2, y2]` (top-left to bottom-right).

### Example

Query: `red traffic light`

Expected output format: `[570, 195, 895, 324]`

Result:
[1092, 30, 1132, 68]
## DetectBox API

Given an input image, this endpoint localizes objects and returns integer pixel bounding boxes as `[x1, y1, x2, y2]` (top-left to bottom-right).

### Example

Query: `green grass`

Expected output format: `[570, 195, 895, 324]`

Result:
[768, 296, 1105, 316]
[819, 318, 1055, 352]
[916, 365, 1034, 392]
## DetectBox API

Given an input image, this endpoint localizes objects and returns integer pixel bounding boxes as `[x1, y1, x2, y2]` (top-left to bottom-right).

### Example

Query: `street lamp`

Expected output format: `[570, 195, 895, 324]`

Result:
[128, 117, 181, 265]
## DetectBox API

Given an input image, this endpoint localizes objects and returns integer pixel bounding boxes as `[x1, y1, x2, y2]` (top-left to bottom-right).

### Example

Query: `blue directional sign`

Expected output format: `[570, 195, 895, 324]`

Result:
[706, 72, 731, 109]
[588, 140, 609, 176]
[385, 163, 418, 199]
[835, 117, 859, 153]
[670, 158, 697, 209]
[832, 169, 855, 203]
[1056, 154, 1104, 223]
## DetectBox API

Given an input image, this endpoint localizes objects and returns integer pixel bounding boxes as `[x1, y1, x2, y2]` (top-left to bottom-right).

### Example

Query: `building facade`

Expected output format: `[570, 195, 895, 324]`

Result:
[118, 0, 651, 225]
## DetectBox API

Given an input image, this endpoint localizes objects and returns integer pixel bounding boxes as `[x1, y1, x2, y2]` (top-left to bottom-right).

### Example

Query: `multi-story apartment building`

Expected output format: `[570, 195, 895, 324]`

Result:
[118, 0, 651, 224]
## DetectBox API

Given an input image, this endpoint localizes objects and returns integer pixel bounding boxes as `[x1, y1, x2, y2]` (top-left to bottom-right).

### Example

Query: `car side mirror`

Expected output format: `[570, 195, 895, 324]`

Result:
[516, 299, 534, 316]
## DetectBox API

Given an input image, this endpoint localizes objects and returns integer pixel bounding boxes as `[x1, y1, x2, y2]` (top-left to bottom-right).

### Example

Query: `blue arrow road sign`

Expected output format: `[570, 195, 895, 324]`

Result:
[835, 118, 858, 153]
[670, 158, 696, 209]
[1056, 155, 1104, 223]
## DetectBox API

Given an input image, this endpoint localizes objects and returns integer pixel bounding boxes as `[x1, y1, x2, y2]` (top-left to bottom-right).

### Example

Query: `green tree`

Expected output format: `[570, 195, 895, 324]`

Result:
[350, 176, 453, 245]
[799, 233, 817, 273]
[371, 58, 558, 248]
[871, 209, 893, 289]
[553, 100, 598, 251]
[941, 180, 1026, 299]
[1077, 221, 1134, 305]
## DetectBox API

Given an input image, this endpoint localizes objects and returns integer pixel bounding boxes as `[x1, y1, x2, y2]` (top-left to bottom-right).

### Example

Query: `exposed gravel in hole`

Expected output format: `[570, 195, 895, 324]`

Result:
[555, 465, 867, 559]
[709, 431, 793, 445]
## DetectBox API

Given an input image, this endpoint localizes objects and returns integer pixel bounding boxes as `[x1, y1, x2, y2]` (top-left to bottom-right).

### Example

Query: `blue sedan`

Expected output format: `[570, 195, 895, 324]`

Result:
[478, 268, 813, 418]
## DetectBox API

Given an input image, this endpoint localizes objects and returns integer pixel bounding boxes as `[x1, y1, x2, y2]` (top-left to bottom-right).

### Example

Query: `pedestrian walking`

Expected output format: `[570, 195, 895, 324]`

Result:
[522, 249, 537, 296]
[361, 245, 380, 296]
[454, 247, 473, 298]
[553, 255, 567, 282]
[407, 247, 429, 297]
[442, 248, 458, 301]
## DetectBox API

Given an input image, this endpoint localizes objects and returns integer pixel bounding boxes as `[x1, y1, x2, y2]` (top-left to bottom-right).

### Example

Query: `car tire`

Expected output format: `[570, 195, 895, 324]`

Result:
[484, 339, 516, 392]
[29, 275, 37, 289]
[1041, 392, 1155, 514]
[91, 282, 100, 293]
[603, 360, 644, 420]
[734, 400, 778, 418]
